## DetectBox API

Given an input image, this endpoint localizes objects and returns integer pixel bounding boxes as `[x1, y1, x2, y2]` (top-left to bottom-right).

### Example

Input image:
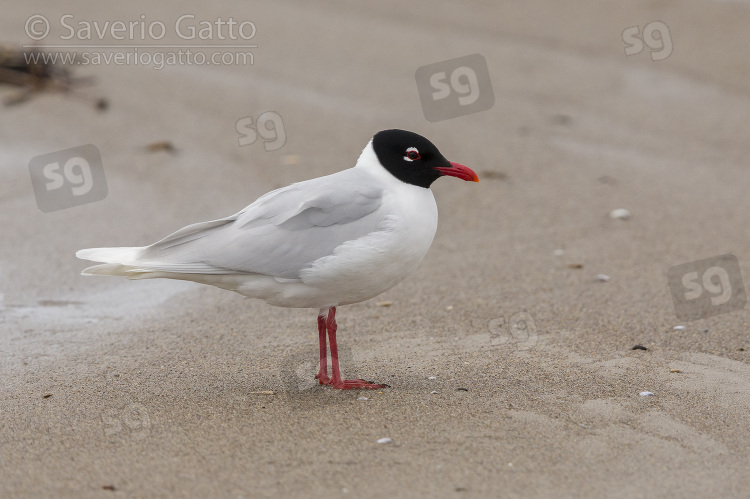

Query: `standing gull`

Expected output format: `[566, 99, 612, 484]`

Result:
[77, 129, 478, 389]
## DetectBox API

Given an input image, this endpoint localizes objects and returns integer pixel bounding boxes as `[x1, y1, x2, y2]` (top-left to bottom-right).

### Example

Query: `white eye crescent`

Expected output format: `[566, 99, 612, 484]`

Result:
[404, 147, 420, 162]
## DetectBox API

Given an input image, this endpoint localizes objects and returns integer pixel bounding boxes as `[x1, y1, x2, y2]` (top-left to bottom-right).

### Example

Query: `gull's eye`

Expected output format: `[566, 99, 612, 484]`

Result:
[404, 147, 421, 162]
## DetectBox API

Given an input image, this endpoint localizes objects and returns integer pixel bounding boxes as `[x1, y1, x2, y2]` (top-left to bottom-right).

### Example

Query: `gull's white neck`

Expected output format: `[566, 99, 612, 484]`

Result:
[354, 140, 404, 188]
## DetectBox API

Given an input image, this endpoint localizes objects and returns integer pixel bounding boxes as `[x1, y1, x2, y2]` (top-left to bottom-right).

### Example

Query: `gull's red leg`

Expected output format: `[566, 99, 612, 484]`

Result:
[315, 308, 331, 385]
[326, 306, 388, 390]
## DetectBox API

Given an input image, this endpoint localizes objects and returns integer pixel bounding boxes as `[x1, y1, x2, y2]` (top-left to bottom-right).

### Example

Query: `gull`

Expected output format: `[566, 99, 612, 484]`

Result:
[77, 129, 478, 389]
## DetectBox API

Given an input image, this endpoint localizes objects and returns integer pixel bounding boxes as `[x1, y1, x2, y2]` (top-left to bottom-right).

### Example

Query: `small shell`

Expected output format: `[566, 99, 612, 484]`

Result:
[609, 208, 631, 220]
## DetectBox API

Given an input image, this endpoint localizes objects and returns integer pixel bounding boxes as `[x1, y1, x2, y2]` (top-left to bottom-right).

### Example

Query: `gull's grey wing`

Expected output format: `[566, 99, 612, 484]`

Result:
[136, 171, 385, 278]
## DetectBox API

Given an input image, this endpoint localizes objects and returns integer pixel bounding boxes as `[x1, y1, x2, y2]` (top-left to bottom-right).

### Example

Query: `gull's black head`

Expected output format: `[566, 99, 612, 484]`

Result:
[371, 129, 478, 188]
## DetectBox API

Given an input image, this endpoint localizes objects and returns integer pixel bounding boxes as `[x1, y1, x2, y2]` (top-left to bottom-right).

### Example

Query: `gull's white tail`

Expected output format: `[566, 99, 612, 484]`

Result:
[75, 247, 145, 277]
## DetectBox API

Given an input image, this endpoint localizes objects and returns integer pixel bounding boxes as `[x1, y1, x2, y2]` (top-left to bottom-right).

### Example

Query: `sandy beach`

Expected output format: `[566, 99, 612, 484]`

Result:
[2, 1, 750, 497]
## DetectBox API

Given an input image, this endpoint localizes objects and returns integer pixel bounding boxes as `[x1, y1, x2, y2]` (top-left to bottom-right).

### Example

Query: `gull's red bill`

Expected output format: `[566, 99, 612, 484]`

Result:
[435, 162, 479, 182]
